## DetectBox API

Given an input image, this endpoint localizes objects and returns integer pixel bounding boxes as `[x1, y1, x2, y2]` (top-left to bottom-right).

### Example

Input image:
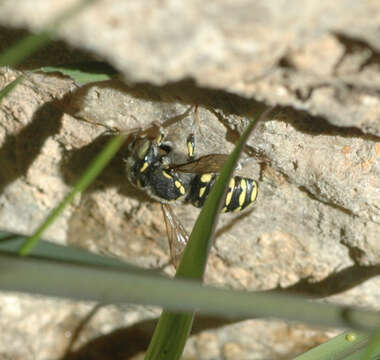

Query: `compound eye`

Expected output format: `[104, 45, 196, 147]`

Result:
[136, 139, 151, 160]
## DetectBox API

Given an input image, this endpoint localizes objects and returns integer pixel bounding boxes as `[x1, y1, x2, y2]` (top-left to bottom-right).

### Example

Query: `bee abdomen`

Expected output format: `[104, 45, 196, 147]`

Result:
[187, 173, 217, 208]
[188, 174, 258, 212]
[221, 176, 258, 213]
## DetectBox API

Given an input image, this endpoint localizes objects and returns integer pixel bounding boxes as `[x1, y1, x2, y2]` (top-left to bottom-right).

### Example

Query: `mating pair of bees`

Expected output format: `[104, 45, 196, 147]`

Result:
[124, 121, 258, 265]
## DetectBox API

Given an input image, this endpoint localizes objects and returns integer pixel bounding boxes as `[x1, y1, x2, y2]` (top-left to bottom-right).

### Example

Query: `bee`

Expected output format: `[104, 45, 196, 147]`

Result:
[125, 124, 258, 267]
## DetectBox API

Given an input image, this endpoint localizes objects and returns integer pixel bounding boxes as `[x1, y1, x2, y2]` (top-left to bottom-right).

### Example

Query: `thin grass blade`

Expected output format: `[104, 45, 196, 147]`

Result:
[177, 107, 271, 279]
[0, 252, 380, 333]
[145, 107, 272, 360]
[0, 0, 96, 67]
[19, 133, 126, 255]
[0, 231, 148, 272]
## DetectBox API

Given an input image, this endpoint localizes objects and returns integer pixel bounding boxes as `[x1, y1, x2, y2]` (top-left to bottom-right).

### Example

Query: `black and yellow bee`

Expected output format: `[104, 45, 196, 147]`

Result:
[126, 130, 258, 211]
[125, 126, 258, 266]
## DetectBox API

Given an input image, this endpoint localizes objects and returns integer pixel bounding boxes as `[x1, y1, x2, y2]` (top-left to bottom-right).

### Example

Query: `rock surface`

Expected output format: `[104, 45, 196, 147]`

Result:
[0, 1, 379, 359]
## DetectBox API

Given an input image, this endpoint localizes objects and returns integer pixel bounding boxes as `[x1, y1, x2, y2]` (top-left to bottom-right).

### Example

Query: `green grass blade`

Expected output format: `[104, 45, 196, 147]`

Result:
[176, 107, 270, 280]
[294, 332, 371, 360]
[144, 313, 194, 360]
[294, 330, 380, 360]
[145, 107, 272, 360]
[0, 32, 52, 66]
[0, 0, 96, 67]
[360, 327, 380, 360]
[0, 75, 24, 102]
[0, 0, 99, 101]
[1, 252, 380, 333]
[0, 231, 146, 273]
[19, 134, 126, 255]
[39, 62, 118, 85]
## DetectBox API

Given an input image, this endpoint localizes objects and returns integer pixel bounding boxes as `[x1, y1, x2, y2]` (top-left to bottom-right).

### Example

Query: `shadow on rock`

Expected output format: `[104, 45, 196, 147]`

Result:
[0, 101, 63, 193]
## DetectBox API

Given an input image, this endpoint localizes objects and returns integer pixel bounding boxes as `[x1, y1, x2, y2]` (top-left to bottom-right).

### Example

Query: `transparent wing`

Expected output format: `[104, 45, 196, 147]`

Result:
[161, 203, 189, 268]
[170, 154, 229, 174]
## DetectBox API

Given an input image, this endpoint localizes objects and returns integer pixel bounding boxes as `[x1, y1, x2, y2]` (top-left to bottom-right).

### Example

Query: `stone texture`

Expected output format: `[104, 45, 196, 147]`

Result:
[0, 1, 380, 359]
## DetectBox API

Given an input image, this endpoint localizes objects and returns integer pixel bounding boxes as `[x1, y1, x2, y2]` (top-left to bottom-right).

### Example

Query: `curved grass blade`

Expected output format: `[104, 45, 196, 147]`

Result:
[19, 133, 126, 255]
[176, 108, 271, 279]
[1, 252, 380, 333]
[145, 106, 272, 360]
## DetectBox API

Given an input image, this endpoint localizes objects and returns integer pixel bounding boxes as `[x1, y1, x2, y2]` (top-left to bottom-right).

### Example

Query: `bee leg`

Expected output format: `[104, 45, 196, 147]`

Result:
[185, 105, 203, 161]
[140, 120, 168, 144]
[186, 133, 195, 161]
[194, 105, 201, 133]
[152, 127, 174, 156]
